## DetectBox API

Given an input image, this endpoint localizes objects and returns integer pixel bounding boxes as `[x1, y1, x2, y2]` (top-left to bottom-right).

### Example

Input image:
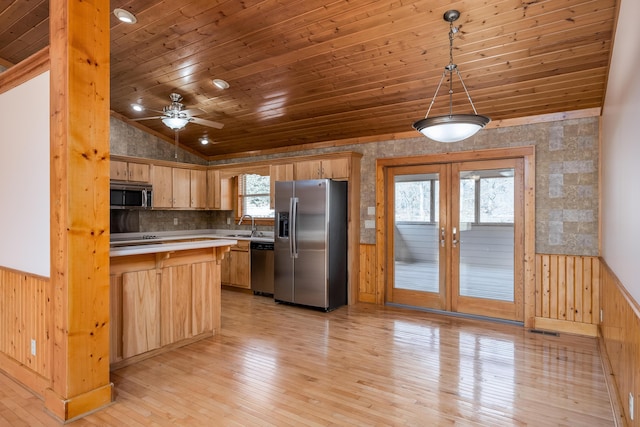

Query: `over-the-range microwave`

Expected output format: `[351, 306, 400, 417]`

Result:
[110, 182, 153, 209]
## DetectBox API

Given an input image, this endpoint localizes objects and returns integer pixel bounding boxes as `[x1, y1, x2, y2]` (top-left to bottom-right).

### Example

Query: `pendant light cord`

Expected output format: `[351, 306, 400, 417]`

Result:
[423, 17, 480, 118]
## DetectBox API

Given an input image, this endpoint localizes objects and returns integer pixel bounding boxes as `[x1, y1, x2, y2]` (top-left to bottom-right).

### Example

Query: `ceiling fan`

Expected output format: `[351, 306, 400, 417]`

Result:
[131, 93, 224, 131]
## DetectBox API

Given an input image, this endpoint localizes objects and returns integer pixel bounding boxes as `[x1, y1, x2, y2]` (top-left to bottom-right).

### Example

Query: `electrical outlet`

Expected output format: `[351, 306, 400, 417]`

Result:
[630, 392, 634, 421]
[173, 217, 178, 225]
[227, 217, 231, 225]
[31, 339, 36, 356]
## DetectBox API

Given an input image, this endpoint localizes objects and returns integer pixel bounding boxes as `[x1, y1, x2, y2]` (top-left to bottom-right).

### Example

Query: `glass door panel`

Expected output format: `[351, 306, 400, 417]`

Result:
[387, 165, 448, 310]
[451, 159, 523, 321]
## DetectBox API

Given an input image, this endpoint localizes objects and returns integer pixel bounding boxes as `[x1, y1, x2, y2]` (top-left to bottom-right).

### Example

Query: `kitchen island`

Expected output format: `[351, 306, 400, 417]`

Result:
[110, 236, 237, 369]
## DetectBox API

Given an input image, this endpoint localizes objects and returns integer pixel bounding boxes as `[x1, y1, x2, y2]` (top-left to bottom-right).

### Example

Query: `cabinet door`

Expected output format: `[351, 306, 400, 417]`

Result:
[229, 243, 251, 289]
[161, 265, 191, 346]
[110, 160, 128, 181]
[192, 262, 215, 335]
[172, 168, 191, 208]
[321, 158, 350, 179]
[220, 252, 231, 284]
[122, 270, 160, 358]
[294, 160, 322, 180]
[207, 170, 234, 210]
[270, 164, 293, 208]
[128, 162, 150, 182]
[190, 169, 207, 208]
[151, 165, 173, 208]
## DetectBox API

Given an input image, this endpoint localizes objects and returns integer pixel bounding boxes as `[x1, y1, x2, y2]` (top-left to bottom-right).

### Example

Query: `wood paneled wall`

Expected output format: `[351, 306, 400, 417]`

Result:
[0, 266, 50, 393]
[534, 254, 599, 336]
[600, 259, 640, 426]
[359, 244, 377, 304]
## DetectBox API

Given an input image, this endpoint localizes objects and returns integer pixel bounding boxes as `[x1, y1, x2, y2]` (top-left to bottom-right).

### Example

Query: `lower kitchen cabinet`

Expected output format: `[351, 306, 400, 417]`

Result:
[161, 264, 191, 346]
[122, 269, 161, 359]
[110, 246, 226, 368]
[221, 240, 251, 289]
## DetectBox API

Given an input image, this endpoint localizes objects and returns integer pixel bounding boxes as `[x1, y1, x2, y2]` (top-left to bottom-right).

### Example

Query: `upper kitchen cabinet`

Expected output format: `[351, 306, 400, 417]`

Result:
[294, 158, 350, 180]
[269, 164, 293, 209]
[151, 165, 205, 209]
[111, 160, 150, 182]
[206, 169, 233, 210]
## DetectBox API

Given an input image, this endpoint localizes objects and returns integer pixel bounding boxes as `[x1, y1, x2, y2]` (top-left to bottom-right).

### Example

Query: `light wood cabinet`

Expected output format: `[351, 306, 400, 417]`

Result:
[221, 240, 251, 289]
[294, 158, 349, 180]
[190, 169, 207, 208]
[207, 169, 233, 210]
[151, 165, 207, 209]
[122, 269, 161, 359]
[160, 265, 191, 346]
[111, 160, 150, 182]
[270, 163, 293, 208]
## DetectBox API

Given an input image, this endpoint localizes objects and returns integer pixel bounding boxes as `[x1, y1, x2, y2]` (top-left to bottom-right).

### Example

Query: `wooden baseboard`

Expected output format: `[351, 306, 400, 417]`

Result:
[533, 317, 598, 337]
[0, 351, 50, 397]
[597, 333, 627, 427]
[44, 383, 113, 421]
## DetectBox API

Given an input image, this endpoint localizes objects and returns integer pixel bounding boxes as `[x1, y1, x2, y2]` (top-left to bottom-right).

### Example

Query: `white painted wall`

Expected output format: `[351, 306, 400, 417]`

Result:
[601, 0, 640, 303]
[0, 71, 50, 277]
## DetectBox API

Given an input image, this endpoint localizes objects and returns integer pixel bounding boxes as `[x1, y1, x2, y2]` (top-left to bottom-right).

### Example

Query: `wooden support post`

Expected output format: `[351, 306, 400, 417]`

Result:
[46, 0, 112, 420]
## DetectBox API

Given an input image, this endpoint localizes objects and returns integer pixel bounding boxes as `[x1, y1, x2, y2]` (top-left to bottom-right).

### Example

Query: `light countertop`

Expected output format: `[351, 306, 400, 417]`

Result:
[110, 229, 273, 257]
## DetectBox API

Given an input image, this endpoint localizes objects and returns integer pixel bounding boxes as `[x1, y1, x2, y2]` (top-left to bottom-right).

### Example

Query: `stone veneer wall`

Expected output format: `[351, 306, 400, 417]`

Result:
[210, 116, 599, 256]
[111, 115, 599, 256]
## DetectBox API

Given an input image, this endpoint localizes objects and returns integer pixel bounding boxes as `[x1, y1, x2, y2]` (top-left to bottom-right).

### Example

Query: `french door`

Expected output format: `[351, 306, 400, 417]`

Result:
[386, 158, 524, 322]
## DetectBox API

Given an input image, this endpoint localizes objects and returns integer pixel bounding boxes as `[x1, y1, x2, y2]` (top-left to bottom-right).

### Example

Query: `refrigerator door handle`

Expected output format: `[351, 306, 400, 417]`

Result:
[290, 197, 299, 258]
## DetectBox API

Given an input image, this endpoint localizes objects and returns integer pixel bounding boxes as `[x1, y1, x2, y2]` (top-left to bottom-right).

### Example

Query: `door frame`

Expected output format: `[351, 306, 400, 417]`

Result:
[375, 146, 536, 327]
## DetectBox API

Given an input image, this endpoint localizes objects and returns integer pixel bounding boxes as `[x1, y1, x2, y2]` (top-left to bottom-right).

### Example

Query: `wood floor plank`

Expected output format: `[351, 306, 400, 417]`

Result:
[0, 289, 615, 426]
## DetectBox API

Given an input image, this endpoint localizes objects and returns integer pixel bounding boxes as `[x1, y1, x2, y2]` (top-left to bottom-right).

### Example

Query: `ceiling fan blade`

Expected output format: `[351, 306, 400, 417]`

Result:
[182, 108, 206, 116]
[190, 117, 224, 129]
[131, 116, 164, 122]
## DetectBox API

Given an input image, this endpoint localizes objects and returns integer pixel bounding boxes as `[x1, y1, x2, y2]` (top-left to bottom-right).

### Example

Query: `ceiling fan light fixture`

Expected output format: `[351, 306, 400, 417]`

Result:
[412, 10, 490, 143]
[199, 137, 210, 145]
[162, 117, 189, 130]
[131, 103, 144, 112]
[212, 79, 230, 90]
[113, 8, 137, 24]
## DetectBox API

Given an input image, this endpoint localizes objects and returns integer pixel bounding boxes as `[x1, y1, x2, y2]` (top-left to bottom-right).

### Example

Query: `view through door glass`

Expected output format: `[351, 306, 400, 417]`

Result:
[457, 168, 515, 302]
[393, 173, 440, 293]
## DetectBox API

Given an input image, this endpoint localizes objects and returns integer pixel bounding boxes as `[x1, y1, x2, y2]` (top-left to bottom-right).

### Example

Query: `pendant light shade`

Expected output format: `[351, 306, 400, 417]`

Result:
[413, 114, 490, 143]
[412, 10, 490, 143]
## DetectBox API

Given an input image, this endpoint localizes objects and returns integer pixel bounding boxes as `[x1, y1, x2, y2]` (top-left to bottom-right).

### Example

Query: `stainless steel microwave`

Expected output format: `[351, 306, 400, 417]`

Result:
[110, 182, 153, 209]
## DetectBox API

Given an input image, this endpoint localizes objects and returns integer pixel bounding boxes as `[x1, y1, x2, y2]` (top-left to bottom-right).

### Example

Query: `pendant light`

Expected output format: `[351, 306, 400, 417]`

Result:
[412, 10, 490, 143]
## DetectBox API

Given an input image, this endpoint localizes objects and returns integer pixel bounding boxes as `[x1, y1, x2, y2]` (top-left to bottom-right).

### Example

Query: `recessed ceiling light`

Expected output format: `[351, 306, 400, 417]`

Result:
[212, 79, 229, 90]
[199, 137, 210, 145]
[131, 103, 144, 112]
[114, 8, 137, 24]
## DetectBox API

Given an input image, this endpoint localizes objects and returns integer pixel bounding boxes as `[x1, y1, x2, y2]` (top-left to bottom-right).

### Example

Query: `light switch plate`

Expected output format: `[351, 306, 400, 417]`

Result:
[367, 206, 375, 216]
[365, 220, 375, 229]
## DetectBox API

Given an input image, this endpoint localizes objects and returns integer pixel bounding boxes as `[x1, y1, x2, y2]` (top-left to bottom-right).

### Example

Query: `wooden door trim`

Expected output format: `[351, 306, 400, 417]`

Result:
[376, 146, 536, 327]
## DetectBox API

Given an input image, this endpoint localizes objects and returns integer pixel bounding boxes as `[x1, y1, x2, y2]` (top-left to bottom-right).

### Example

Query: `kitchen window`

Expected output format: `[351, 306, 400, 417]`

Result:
[238, 173, 274, 219]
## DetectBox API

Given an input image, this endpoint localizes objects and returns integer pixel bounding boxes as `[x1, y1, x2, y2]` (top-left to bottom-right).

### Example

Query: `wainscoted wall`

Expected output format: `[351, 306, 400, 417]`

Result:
[534, 254, 599, 336]
[600, 259, 640, 426]
[0, 266, 50, 395]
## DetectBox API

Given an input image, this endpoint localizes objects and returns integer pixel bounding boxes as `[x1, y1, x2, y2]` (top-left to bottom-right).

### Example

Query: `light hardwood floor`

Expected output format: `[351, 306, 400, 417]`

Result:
[1, 289, 615, 426]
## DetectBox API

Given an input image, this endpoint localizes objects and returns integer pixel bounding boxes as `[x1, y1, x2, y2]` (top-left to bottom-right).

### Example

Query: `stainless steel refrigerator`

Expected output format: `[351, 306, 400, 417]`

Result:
[274, 179, 348, 311]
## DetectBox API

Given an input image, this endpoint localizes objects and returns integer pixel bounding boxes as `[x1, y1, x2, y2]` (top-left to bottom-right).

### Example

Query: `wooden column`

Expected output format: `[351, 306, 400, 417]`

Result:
[46, 0, 112, 420]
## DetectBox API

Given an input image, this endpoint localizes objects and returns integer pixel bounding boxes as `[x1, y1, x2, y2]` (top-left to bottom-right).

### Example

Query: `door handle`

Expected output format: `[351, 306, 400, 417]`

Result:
[452, 227, 458, 248]
[440, 227, 445, 247]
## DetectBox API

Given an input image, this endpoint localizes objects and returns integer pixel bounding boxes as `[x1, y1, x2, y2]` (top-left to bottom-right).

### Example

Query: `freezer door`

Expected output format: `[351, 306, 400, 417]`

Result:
[274, 181, 295, 303]
[292, 179, 329, 308]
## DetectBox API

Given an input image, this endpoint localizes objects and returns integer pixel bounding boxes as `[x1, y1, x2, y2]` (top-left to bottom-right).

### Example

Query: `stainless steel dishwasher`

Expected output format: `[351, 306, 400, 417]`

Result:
[250, 241, 274, 296]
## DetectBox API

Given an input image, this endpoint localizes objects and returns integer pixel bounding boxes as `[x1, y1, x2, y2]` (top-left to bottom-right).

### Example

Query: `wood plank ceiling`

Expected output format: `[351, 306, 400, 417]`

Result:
[0, 0, 617, 159]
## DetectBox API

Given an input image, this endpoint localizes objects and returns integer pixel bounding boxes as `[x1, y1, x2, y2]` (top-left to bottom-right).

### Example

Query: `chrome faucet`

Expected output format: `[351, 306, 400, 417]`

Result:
[238, 214, 256, 236]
